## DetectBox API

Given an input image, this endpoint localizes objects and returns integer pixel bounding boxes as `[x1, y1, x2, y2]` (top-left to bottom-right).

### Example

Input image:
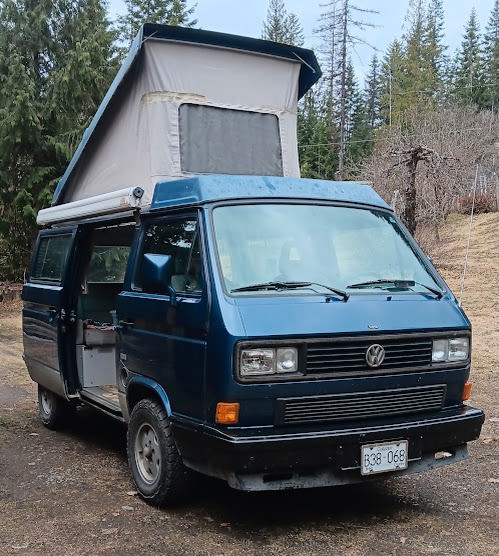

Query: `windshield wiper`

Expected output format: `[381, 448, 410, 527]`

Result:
[231, 281, 349, 300]
[347, 279, 443, 298]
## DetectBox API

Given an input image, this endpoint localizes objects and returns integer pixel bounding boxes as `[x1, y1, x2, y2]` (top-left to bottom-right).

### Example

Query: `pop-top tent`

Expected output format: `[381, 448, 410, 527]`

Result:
[50, 23, 322, 212]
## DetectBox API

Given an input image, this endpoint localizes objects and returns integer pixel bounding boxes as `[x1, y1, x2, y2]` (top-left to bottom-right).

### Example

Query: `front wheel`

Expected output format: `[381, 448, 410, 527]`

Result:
[37, 385, 75, 430]
[127, 398, 193, 506]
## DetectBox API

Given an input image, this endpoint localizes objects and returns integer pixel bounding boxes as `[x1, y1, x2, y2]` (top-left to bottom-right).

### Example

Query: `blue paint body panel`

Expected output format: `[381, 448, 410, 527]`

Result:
[126, 374, 172, 416]
[200, 291, 471, 427]
[232, 293, 469, 337]
[150, 175, 390, 211]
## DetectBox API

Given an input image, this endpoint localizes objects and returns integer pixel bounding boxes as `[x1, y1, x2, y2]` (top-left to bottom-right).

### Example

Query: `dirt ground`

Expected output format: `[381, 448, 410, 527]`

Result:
[0, 213, 498, 556]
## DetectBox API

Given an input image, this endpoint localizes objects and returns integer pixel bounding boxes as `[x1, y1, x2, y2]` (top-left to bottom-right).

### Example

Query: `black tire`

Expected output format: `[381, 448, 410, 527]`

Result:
[37, 385, 75, 430]
[127, 398, 193, 506]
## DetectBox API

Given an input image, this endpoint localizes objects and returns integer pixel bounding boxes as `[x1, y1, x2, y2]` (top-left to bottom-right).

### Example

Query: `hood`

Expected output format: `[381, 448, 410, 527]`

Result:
[232, 294, 469, 338]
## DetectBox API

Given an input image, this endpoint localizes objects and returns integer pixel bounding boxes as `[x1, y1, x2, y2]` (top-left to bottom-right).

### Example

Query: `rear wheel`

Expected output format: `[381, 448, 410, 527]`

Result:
[37, 385, 75, 430]
[127, 398, 193, 506]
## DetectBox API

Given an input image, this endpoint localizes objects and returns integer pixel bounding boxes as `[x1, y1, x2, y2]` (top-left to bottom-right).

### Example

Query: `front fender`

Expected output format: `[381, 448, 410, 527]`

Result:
[123, 373, 172, 422]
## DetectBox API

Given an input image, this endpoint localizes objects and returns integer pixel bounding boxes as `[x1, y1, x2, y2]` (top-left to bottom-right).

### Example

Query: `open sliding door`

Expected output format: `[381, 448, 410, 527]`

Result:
[22, 226, 82, 398]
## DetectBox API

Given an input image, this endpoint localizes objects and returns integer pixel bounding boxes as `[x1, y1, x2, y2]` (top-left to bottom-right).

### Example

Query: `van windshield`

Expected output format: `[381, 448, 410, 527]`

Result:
[212, 204, 441, 296]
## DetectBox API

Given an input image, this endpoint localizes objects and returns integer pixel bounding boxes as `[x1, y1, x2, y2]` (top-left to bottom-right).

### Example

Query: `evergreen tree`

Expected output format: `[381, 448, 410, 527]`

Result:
[49, 0, 118, 169]
[343, 59, 359, 142]
[262, 0, 287, 42]
[345, 101, 372, 173]
[453, 9, 486, 108]
[315, 0, 378, 178]
[0, 0, 116, 280]
[441, 49, 458, 105]
[118, 0, 197, 44]
[261, 0, 304, 46]
[425, 0, 446, 99]
[483, 0, 499, 111]
[285, 13, 305, 47]
[298, 88, 337, 179]
[402, 0, 436, 109]
[364, 54, 382, 128]
[345, 62, 372, 171]
[379, 39, 406, 124]
[168, 0, 197, 26]
[378, 0, 448, 123]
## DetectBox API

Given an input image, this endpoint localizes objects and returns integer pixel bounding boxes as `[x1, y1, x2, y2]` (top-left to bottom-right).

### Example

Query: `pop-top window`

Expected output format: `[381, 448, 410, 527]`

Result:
[178, 104, 283, 176]
[32, 234, 72, 282]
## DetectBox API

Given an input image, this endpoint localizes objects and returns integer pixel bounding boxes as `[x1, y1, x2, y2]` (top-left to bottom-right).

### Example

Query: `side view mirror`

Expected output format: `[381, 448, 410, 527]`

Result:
[142, 253, 177, 306]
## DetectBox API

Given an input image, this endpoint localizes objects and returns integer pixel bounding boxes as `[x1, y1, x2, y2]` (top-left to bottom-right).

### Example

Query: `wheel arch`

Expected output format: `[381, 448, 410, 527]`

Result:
[126, 376, 172, 418]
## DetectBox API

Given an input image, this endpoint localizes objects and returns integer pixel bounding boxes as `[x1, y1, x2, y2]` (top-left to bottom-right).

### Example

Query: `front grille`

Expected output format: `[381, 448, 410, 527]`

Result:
[306, 337, 433, 377]
[276, 385, 446, 425]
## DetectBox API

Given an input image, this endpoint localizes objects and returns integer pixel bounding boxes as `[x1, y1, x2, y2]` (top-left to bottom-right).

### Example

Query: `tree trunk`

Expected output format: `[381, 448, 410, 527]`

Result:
[402, 150, 419, 235]
[337, 0, 348, 180]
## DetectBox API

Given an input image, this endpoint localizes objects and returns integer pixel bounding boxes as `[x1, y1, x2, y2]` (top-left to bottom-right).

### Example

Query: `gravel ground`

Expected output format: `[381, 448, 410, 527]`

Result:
[0, 213, 497, 556]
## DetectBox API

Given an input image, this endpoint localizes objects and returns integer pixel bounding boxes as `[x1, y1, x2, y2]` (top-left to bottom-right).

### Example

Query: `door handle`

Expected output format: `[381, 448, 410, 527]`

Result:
[119, 319, 135, 327]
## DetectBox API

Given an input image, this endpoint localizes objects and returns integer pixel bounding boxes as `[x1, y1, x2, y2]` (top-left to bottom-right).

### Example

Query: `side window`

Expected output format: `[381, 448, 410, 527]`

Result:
[138, 219, 202, 294]
[87, 246, 131, 283]
[31, 234, 72, 283]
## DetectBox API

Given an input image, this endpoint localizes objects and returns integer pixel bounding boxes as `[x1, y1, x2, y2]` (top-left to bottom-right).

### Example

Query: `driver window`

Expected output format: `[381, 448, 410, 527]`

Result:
[137, 218, 202, 294]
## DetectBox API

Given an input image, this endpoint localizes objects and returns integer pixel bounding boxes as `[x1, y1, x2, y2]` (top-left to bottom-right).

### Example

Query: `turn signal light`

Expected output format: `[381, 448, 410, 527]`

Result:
[215, 402, 240, 424]
[462, 381, 473, 401]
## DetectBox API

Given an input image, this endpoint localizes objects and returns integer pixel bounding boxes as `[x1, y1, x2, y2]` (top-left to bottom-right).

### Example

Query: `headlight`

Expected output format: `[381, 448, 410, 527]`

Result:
[432, 339, 448, 362]
[240, 348, 275, 376]
[276, 347, 298, 373]
[432, 338, 469, 363]
[239, 347, 298, 377]
[448, 338, 469, 361]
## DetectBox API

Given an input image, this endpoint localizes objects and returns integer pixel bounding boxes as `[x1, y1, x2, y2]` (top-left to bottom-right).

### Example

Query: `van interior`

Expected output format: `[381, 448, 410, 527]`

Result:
[75, 223, 135, 414]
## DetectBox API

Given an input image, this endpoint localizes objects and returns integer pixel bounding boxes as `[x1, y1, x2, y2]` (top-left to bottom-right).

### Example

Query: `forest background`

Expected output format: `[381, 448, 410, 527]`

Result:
[0, 0, 498, 281]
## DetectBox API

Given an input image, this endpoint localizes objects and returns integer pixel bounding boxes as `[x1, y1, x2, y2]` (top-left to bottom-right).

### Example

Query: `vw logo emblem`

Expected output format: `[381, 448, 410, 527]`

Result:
[366, 344, 385, 367]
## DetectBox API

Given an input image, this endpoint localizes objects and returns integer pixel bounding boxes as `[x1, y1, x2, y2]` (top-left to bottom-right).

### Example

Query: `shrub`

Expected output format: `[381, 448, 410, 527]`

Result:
[455, 194, 497, 215]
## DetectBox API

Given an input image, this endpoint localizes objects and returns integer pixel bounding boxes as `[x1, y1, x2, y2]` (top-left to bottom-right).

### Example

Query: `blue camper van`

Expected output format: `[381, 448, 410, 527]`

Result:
[22, 25, 484, 506]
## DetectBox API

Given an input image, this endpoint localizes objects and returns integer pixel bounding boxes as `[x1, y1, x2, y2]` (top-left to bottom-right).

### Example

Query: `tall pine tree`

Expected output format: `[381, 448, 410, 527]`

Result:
[425, 0, 446, 99]
[379, 39, 406, 124]
[453, 9, 486, 108]
[316, 0, 378, 178]
[118, 0, 197, 44]
[298, 88, 338, 179]
[0, 0, 116, 280]
[364, 54, 382, 128]
[49, 0, 118, 174]
[261, 0, 304, 46]
[344, 60, 372, 172]
[483, 0, 499, 111]
[402, 0, 437, 110]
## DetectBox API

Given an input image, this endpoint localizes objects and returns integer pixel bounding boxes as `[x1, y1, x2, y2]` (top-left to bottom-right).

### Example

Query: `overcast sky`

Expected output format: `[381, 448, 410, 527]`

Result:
[108, 0, 495, 82]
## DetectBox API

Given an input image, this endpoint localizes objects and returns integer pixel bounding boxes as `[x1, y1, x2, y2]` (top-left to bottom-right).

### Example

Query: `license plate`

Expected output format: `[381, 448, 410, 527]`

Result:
[361, 440, 408, 475]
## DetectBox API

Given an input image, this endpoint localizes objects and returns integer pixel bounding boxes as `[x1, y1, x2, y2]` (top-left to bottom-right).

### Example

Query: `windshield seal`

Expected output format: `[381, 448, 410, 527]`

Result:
[208, 200, 446, 299]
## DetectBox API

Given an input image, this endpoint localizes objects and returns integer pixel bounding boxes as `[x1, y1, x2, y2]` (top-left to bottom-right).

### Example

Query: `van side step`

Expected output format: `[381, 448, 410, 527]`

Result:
[80, 385, 124, 421]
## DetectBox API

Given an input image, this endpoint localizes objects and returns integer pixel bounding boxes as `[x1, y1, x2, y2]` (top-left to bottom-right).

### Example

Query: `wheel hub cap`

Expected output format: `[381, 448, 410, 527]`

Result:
[40, 390, 52, 414]
[135, 422, 161, 484]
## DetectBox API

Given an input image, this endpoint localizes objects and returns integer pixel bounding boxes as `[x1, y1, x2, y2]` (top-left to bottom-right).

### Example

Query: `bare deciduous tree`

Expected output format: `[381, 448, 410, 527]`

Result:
[360, 106, 499, 238]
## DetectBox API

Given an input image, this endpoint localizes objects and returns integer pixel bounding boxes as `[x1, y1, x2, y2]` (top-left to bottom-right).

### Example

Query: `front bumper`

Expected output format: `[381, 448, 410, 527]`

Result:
[172, 406, 484, 490]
